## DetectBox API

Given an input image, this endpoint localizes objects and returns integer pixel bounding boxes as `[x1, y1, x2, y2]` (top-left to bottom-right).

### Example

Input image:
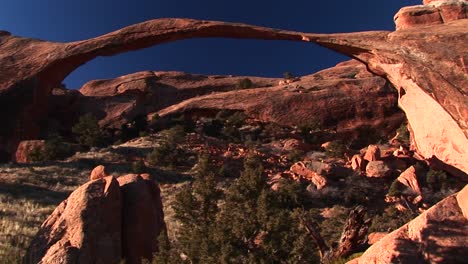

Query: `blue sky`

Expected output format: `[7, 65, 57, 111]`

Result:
[1, 0, 422, 88]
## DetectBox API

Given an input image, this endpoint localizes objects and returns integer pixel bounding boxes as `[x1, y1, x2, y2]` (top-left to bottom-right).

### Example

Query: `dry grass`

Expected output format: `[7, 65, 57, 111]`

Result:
[0, 163, 88, 261]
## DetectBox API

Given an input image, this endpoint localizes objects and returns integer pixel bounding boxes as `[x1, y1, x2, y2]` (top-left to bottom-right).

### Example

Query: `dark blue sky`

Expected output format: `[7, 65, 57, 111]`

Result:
[1, 0, 421, 88]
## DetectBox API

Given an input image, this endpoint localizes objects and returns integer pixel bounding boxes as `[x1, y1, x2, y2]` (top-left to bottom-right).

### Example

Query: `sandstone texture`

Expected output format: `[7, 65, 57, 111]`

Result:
[24, 173, 165, 264]
[155, 60, 403, 134]
[90, 165, 110, 180]
[395, 0, 467, 30]
[366, 161, 390, 178]
[0, 2, 466, 173]
[456, 184, 468, 219]
[14, 140, 45, 163]
[352, 185, 468, 264]
[24, 176, 122, 264]
[78, 71, 279, 128]
[363, 145, 381, 162]
[397, 166, 422, 196]
[117, 174, 166, 264]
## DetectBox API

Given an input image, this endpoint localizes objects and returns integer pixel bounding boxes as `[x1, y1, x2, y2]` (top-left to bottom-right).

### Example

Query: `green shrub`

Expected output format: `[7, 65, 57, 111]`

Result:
[396, 122, 410, 144]
[283, 72, 295, 80]
[146, 126, 186, 167]
[325, 141, 347, 158]
[72, 113, 104, 148]
[132, 160, 147, 174]
[27, 135, 74, 162]
[426, 168, 448, 191]
[388, 180, 406, 197]
[236, 78, 253, 89]
[370, 207, 416, 233]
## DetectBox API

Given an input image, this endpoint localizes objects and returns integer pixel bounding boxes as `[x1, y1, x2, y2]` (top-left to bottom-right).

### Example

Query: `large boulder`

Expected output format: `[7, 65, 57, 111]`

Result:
[397, 166, 422, 196]
[352, 185, 468, 264]
[14, 140, 45, 163]
[365, 161, 390, 178]
[117, 174, 166, 264]
[24, 176, 122, 264]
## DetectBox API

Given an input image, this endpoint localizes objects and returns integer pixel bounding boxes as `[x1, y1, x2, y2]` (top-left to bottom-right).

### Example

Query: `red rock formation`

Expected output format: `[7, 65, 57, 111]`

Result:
[156, 60, 404, 133]
[456, 184, 468, 219]
[290, 161, 329, 189]
[352, 185, 468, 264]
[395, 1, 467, 30]
[90, 165, 110, 180]
[0, 11, 466, 175]
[363, 145, 381, 162]
[367, 232, 388, 245]
[24, 176, 122, 264]
[78, 71, 279, 128]
[117, 174, 166, 264]
[14, 140, 45, 163]
[350, 154, 365, 171]
[396, 166, 422, 196]
[365, 161, 390, 178]
[25, 172, 166, 264]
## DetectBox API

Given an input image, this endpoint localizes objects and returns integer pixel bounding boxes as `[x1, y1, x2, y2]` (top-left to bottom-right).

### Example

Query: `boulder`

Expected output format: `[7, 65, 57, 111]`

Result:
[14, 140, 45, 163]
[363, 145, 381, 162]
[350, 154, 365, 171]
[352, 187, 468, 264]
[290, 161, 329, 189]
[117, 174, 166, 264]
[397, 166, 422, 196]
[365, 161, 390, 178]
[24, 176, 122, 264]
[90, 165, 110, 180]
[456, 184, 468, 219]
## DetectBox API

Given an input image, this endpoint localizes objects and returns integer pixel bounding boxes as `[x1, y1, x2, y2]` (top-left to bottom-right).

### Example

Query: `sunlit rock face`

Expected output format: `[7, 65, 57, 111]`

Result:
[0, 1, 466, 176]
[352, 185, 468, 264]
[395, 0, 467, 30]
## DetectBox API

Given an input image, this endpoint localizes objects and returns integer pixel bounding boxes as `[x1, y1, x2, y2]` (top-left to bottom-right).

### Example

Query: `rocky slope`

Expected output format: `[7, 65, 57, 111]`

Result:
[350, 184, 468, 264]
[0, 0, 466, 176]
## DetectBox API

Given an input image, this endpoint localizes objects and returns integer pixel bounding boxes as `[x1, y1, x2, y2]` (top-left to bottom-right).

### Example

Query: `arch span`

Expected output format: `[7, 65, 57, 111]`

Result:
[0, 17, 466, 176]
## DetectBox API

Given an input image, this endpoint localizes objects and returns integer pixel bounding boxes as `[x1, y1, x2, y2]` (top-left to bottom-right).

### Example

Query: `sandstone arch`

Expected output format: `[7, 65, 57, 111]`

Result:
[0, 16, 466, 175]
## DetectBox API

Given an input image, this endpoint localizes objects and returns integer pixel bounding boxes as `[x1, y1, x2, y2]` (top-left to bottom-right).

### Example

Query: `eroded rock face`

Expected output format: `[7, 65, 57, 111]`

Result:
[78, 71, 279, 128]
[24, 176, 122, 264]
[14, 140, 45, 163]
[117, 174, 166, 264]
[395, 0, 467, 30]
[25, 172, 166, 264]
[156, 60, 404, 135]
[1, 11, 466, 175]
[353, 185, 468, 264]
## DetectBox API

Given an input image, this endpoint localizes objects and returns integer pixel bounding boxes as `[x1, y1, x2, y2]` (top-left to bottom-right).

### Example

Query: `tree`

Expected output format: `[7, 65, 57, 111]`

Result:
[72, 113, 104, 148]
[283, 72, 295, 80]
[236, 78, 253, 89]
